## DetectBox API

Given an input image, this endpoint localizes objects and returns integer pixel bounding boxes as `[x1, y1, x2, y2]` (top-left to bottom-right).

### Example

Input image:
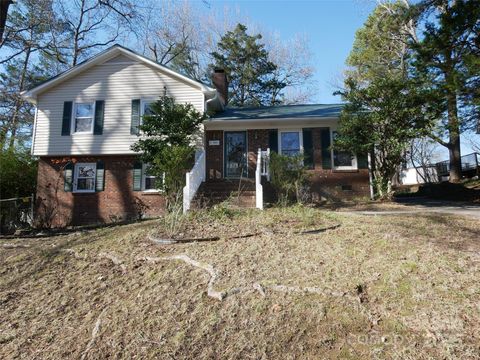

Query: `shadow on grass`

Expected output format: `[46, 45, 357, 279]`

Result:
[389, 213, 480, 253]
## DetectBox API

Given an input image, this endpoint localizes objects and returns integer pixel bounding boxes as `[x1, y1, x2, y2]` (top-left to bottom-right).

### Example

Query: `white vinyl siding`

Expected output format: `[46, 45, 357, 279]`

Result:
[32, 57, 205, 156]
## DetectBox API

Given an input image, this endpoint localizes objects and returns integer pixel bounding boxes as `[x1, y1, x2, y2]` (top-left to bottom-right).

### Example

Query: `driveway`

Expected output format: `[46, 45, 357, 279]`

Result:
[343, 198, 480, 219]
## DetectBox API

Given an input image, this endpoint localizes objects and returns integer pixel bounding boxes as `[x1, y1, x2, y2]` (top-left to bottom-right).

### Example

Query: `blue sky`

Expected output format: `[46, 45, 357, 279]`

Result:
[207, 0, 375, 103]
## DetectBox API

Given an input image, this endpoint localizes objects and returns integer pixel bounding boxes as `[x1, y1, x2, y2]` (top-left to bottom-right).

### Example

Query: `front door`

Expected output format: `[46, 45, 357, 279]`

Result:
[224, 131, 247, 178]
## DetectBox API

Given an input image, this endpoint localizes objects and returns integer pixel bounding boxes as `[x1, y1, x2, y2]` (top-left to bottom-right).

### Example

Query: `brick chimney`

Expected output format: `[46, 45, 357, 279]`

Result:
[212, 69, 228, 106]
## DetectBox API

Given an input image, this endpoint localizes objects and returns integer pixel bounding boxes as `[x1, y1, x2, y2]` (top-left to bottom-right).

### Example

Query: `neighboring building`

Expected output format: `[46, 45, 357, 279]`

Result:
[23, 45, 369, 227]
[400, 166, 438, 185]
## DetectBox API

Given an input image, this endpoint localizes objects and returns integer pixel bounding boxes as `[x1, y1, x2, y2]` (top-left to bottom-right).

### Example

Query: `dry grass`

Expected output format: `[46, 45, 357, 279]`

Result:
[1, 206, 479, 359]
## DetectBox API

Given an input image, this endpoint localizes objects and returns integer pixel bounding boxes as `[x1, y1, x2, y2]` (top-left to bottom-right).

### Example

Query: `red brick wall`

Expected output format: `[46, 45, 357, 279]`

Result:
[35, 156, 165, 228]
[247, 129, 270, 178]
[205, 130, 224, 180]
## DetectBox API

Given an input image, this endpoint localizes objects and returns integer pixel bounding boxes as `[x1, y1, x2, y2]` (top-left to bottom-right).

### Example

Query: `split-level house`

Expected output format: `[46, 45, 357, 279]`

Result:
[22, 45, 370, 227]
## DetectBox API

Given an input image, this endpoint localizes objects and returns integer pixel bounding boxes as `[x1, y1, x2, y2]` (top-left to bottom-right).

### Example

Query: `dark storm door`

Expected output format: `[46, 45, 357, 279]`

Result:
[224, 131, 247, 178]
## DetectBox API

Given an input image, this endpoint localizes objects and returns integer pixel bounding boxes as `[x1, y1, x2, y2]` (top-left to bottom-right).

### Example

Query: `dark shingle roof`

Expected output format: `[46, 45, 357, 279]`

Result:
[211, 104, 344, 121]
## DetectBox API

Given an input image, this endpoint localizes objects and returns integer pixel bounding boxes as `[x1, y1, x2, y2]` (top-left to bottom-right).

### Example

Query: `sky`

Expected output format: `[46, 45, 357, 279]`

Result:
[206, 0, 375, 103]
[203, 0, 478, 159]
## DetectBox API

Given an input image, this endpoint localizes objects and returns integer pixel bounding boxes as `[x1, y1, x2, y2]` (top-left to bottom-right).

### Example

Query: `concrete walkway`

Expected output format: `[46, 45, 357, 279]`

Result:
[344, 198, 480, 220]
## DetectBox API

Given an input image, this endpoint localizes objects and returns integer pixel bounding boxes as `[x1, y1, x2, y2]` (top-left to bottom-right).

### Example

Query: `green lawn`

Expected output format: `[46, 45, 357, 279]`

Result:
[1, 206, 479, 359]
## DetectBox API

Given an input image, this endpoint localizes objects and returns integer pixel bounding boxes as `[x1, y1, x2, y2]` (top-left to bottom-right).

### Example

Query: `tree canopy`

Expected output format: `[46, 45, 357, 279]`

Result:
[410, 0, 480, 181]
[210, 23, 285, 107]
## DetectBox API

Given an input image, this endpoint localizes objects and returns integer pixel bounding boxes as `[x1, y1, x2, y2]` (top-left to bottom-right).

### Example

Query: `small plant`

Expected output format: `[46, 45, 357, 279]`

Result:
[269, 152, 310, 205]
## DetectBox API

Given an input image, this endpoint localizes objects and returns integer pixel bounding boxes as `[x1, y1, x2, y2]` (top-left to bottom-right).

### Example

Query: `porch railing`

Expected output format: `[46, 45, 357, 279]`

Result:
[183, 149, 205, 213]
[261, 148, 270, 181]
[255, 148, 270, 210]
[256, 148, 264, 210]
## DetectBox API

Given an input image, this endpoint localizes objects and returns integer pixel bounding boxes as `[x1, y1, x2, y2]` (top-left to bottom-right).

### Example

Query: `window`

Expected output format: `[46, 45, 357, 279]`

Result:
[73, 103, 95, 133]
[140, 99, 156, 124]
[143, 163, 157, 191]
[332, 131, 357, 170]
[74, 163, 96, 192]
[279, 130, 302, 156]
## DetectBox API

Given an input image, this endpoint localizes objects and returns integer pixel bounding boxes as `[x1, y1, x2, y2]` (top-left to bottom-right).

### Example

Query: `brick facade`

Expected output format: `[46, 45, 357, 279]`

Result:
[204, 128, 370, 200]
[35, 156, 165, 227]
[205, 130, 224, 180]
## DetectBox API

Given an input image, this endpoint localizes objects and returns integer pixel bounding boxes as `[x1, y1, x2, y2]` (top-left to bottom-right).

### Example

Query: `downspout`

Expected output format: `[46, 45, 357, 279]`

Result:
[31, 105, 38, 156]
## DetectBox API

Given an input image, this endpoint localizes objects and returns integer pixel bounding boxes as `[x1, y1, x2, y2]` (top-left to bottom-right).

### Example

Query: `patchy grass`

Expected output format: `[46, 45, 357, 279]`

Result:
[1, 206, 479, 359]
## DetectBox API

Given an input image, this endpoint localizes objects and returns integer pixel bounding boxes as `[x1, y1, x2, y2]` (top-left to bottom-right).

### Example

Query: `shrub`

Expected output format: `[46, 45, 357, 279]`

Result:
[0, 149, 37, 199]
[269, 152, 310, 205]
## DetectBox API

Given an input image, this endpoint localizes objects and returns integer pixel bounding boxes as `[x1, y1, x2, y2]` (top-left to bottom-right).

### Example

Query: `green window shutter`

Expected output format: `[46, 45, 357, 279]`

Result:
[64, 162, 74, 192]
[131, 99, 141, 135]
[268, 129, 278, 153]
[95, 160, 105, 191]
[357, 153, 368, 169]
[302, 128, 314, 169]
[320, 128, 332, 170]
[133, 161, 142, 191]
[93, 100, 104, 135]
[61, 101, 73, 136]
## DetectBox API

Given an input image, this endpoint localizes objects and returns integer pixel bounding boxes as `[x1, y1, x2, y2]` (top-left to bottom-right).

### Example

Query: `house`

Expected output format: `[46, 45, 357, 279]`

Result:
[22, 45, 370, 227]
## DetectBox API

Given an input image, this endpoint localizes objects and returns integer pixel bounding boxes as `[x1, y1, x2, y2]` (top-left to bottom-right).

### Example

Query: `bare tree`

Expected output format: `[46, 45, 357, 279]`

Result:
[465, 133, 480, 154]
[55, 0, 135, 66]
[264, 32, 316, 104]
[135, 0, 211, 80]
[407, 137, 439, 183]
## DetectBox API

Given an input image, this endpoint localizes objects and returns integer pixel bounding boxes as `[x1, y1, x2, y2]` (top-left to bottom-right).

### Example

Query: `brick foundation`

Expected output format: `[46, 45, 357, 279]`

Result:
[35, 156, 165, 228]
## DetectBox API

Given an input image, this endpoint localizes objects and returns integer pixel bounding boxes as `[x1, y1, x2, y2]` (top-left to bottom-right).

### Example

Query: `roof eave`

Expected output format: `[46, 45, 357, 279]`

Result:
[204, 116, 340, 129]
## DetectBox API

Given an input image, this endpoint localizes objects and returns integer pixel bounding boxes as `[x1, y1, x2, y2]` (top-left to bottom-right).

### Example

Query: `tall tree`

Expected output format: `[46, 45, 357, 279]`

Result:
[336, 77, 430, 197]
[210, 23, 284, 107]
[410, 0, 480, 182]
[0, 0, 55, 150]
[137, 0, 208, 80]
[336, 1, 427, 196]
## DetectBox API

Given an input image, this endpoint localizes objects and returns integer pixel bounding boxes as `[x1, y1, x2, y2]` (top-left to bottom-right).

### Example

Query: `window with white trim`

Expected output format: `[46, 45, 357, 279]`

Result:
[279, 130, 303, 156]
[72, 102, 95, 133]
[332, 131, 357, 170]
[74, 163, 96, 192]
[142, 163, 158, 191]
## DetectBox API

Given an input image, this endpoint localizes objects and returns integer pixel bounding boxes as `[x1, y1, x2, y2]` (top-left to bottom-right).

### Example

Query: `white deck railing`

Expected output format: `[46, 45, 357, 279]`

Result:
[183, 149, 205, 213]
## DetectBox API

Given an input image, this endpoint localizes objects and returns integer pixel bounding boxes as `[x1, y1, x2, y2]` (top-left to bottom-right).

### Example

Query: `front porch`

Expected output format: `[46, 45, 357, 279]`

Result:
[182, 104, 372, 213]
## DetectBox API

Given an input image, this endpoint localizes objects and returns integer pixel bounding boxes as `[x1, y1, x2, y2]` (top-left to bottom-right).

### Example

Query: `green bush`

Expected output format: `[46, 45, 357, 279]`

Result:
[0, 149, 37, 199]
[269, 152, 310, 205]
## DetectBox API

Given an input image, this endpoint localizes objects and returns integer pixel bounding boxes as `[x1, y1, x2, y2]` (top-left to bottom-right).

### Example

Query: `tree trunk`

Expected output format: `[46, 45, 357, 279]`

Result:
[0, 0, 13, 43]
[447, 91, 462, 182]
[8, 47, 31, 150]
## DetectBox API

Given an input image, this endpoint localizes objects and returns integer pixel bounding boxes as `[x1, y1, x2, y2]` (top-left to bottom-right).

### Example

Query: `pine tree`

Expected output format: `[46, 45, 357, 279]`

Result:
[210, 24, 284, 107]
[411, 0, 480, 182]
